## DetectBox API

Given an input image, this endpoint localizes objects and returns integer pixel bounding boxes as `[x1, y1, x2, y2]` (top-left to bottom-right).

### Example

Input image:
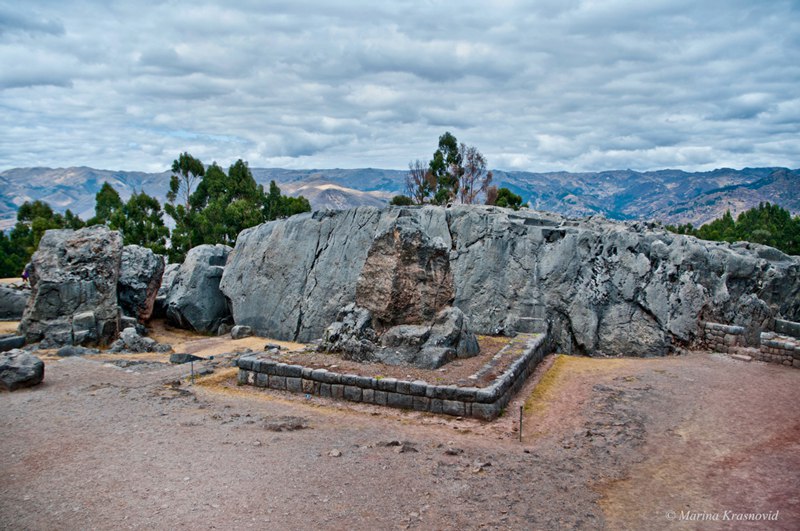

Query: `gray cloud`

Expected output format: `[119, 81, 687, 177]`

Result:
[0, 0, 798, 173]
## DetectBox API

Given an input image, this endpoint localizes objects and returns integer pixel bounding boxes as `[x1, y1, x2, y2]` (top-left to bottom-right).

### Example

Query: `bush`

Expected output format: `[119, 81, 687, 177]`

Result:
[390, 195, 414, 206]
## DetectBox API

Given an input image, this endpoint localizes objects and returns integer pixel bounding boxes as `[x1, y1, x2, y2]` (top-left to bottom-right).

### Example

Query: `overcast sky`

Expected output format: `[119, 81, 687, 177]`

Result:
[1, 1, 798, 173]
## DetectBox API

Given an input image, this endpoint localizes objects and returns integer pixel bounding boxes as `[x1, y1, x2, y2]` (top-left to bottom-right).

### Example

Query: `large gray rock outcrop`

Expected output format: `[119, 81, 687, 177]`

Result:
[0, 349, 44, 391]
[19, 226, 122, 347]
[118, 245, 165, 322]
[221, 206, 800, 357]
[165, 244, 232, 334]
[0, 285, 29, 319]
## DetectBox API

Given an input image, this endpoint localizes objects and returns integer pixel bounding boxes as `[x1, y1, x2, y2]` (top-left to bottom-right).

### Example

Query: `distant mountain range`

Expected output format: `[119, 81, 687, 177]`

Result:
[1, 165, 797, 231]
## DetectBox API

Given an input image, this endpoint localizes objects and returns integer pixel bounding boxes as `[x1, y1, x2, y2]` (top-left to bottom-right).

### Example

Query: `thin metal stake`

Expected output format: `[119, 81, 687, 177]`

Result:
[519, 405, 523, 443]
[190, 360, 195, 385]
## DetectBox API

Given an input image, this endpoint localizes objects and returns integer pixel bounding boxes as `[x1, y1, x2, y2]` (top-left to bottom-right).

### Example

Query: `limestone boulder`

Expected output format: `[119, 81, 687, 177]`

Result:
[0, 349, 44, 391]
[19, 226, 122, 347]
[118, 245, 165, 322]
[0, 285, 29, 319]
[220, 205, 800, 357]
[153, 263, 180, 318]
[166, 244, 232, 334]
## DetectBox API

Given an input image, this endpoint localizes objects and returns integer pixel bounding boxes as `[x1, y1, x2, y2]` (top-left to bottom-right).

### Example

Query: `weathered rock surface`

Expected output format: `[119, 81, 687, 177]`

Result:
[230, 325, 253, 340]
[0, 285, 29, 319]
[321, 304, 378, 361]
[0, 349, 44, 391]
[56, 345, 100, 357]
[108, 327, 171, 353]
[118, 245, 165, 322]
[0, 335, 25, 352]
[221, 206, 800, 357]
[153, 263, 180, 318]
[165, 244, 232, 334]
[19, 226, 122, 347]
[356, 214, 453, 330]
[321, 304, 479, 369]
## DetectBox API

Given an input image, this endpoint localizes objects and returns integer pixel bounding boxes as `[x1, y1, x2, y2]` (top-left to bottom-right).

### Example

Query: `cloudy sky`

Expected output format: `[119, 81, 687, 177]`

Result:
[1, 0, 798, 173]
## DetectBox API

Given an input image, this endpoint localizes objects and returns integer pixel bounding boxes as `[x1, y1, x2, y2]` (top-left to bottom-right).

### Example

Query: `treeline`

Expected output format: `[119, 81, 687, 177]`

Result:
[390, 131, 524, 210]
[0, 153, 310, 277]
[666, 202, 800, 255]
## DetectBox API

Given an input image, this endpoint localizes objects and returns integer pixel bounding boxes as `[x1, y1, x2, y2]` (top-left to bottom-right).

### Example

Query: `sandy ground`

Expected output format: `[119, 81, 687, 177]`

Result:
[1, 335, 799, 530]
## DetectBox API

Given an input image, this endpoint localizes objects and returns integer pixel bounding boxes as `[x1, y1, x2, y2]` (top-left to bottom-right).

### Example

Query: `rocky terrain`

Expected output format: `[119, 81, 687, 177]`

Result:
[1, 344, 797, 529]
[222, 205, 800, 357]
[1, 165, 797, 230]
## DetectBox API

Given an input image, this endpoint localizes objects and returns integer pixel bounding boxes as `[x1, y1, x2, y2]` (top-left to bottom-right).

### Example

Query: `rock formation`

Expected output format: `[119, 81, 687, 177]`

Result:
[118, 245, 165, 323]
[153, 263, 180, 318]
[0, 285, 29, 320]
[222, 205, 800, 357]
[165, 244, 232, 334]
[19, 226, 122, 347]
[321, 304, 479, 369]
[0, 349, 44, 391]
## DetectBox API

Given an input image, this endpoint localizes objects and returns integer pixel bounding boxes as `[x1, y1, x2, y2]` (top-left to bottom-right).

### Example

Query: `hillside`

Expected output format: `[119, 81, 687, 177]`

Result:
[1, 165, 797, 229]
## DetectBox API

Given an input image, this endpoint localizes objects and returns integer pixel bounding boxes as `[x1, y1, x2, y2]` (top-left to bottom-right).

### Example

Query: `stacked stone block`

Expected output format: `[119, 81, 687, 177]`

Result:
[702, 322, 745, 353]
[757, 332, 800, 368]
[236, 333, 550, 420]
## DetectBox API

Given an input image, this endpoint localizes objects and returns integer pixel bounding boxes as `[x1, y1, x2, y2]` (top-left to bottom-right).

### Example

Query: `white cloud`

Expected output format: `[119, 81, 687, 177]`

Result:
[0, 0, 798, 173]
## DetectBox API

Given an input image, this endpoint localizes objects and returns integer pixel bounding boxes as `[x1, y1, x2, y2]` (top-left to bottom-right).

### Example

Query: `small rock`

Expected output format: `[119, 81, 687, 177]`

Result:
[471, 459, 492, 473]
[56, 345, 99, 357]
[0, 349, 44, 391]
[231, 325, 253, 340]
[731, 354, 752, 362]
[444, 447, 463, 456]
[169, 353, 205, 364]
[394, 443, 418, 454]
[328, 449, 342, 457]
[264, 343, 282, 351]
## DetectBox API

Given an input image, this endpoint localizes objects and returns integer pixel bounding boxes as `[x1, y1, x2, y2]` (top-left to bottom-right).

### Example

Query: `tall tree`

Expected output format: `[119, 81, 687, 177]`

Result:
[429, 131, 463, 204]
[165, 152, 205, 262]
[458, 143, 492, 204]
[192, 160, 264, 246]
[262, 180, 311, 221]
[405, 159, 436, 204]
[88, 182, 123, 226]
[0, 200, 84, 277]
[112, 191, 169, 254]
[169, 152, 205, 208]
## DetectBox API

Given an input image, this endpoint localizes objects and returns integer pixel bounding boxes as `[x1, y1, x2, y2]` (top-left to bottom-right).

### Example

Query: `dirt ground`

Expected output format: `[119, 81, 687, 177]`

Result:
[1, 330, 799, 530]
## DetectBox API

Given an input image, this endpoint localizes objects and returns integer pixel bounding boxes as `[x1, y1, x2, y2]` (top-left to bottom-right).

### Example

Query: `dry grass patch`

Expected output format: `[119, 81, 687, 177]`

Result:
[0, 321, 20, 335]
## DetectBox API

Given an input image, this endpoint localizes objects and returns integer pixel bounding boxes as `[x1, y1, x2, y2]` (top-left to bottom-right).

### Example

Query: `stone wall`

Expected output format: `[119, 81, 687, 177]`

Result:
[757, 332, 800, 368]
[236, 333, 550, 420]
[702, 322, 746, 353]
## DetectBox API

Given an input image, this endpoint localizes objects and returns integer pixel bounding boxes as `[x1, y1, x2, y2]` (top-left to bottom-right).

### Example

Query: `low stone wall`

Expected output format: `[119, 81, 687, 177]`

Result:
[774, 319, 800, 340]
[236, 333, 550, 420]
[757, 332, 800, 368]
[702, 322, 745, 353]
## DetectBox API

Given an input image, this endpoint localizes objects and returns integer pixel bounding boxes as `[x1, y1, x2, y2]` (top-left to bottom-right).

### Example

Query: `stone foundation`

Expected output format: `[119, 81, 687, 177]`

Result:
[702, 322, 745, 353]
[757, 332, 800, 368]
[705, 319, 800, 369]
[236, 333, 550, 420]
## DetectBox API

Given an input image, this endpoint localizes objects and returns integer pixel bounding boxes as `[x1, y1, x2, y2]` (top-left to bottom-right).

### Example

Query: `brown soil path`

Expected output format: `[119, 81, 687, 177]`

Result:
[1, 345, 798, 530]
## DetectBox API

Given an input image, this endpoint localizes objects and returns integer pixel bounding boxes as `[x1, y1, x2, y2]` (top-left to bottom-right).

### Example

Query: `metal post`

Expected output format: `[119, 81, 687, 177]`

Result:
[190, 360, 194, 384]
[519, 405, 523, 443]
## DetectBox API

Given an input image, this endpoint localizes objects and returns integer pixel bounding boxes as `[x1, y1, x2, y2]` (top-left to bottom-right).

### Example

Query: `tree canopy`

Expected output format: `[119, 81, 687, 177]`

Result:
[0, 152, 313, 274]
[666, 202, 800, 255]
